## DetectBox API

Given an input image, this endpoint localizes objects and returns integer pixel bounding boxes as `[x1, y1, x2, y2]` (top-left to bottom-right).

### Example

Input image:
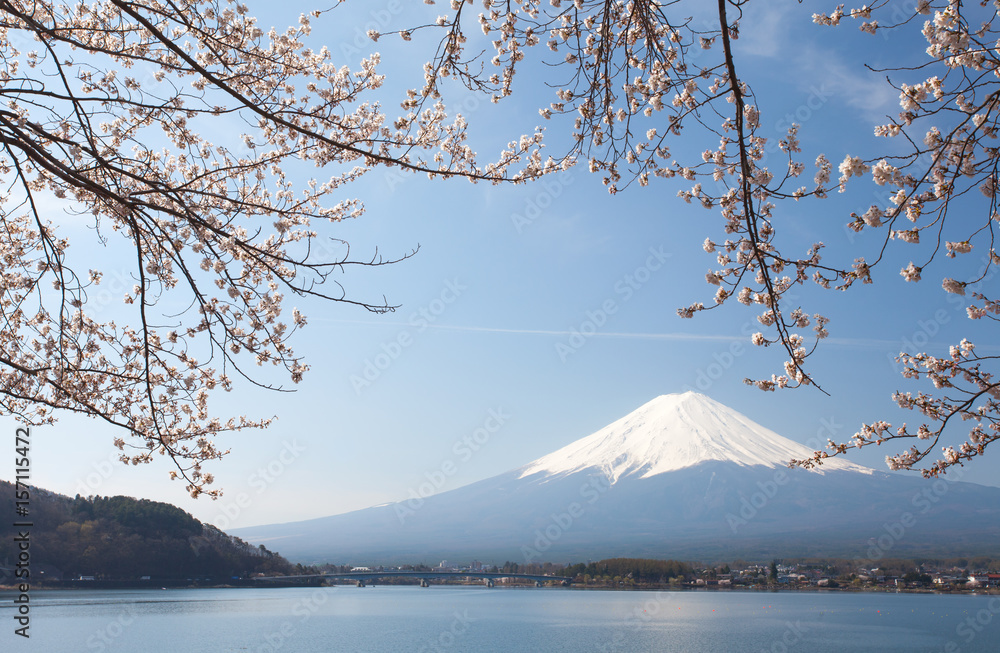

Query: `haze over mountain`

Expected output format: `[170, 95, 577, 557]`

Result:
[233, 392, 1000, 564]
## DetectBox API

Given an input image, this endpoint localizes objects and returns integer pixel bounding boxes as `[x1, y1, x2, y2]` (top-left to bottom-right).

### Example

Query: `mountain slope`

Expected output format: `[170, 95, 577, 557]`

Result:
[233, 392, 1000, 564]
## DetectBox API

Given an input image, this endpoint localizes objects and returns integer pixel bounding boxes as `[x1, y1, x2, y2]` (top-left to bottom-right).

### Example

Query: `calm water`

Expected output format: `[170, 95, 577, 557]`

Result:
[2, 586, 999, 652]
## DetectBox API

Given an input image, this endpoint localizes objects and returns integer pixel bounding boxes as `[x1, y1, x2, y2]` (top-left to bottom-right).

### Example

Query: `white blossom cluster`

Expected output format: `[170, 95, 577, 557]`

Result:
[804, 339, 1000, 476]
[0, 0, 538, 496]
[793, 0, 1000, 476]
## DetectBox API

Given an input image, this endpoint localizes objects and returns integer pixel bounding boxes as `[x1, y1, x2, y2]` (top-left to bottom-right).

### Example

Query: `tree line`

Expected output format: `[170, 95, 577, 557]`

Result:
[563, 558, 694, 584]
[0, 481, 292, 581]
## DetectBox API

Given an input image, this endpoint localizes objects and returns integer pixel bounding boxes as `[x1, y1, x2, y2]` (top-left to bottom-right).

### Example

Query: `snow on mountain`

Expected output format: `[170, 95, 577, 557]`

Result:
[518, 391, 872, 483]
[233, 391, 1000, 564]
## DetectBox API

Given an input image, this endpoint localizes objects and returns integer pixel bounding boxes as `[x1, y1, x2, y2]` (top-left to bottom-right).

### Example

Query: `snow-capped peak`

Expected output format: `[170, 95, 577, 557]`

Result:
[518, 391, 872, 483]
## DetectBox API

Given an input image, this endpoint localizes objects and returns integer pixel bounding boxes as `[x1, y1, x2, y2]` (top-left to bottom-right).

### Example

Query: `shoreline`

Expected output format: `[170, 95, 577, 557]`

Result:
[2, 581, 996, 596]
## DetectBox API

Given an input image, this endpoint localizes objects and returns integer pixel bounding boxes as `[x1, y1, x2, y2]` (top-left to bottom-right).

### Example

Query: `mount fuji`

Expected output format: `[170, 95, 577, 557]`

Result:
[233, 392, 1000, 564]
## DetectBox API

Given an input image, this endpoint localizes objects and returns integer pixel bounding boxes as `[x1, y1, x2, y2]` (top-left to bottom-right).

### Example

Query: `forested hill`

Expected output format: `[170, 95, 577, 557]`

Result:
[0, 480, 293, 581]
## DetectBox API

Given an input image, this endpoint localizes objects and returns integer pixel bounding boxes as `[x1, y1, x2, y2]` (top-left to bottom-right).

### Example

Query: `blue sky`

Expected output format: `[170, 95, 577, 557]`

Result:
[4, 0, 999, 532]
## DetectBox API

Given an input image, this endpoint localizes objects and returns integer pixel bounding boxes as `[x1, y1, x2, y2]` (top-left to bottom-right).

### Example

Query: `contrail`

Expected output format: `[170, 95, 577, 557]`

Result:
[313, 318, 938, 349]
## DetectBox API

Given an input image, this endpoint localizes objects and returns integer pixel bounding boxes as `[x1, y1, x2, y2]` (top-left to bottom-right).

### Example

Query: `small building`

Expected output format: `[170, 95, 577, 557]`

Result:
[968, 575, 990, 587]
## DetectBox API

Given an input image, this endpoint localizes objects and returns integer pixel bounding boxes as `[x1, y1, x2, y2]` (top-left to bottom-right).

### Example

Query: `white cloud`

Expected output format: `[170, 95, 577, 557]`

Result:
[795, 45, 899, 119]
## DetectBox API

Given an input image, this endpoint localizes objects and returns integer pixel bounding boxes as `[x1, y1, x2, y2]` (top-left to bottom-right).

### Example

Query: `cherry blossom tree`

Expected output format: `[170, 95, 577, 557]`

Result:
[377, 0, 1000, 478]
[0, 0, 544, 497]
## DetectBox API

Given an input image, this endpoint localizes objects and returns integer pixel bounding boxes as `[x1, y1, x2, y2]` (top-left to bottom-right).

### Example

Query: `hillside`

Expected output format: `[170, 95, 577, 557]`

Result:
[0, 480, 293, 581]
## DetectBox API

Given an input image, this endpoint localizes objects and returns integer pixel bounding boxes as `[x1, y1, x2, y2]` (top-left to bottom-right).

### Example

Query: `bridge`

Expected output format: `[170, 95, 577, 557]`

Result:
[259, 571, 573, 588]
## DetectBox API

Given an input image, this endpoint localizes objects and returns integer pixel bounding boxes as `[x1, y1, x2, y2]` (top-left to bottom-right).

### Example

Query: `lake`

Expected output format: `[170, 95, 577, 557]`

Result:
[2, 586, 998, 652]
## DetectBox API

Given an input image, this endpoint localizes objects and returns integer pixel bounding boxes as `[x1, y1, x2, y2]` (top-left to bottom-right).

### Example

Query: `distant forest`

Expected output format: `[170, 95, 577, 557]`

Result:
[0, 481, 293, 581]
